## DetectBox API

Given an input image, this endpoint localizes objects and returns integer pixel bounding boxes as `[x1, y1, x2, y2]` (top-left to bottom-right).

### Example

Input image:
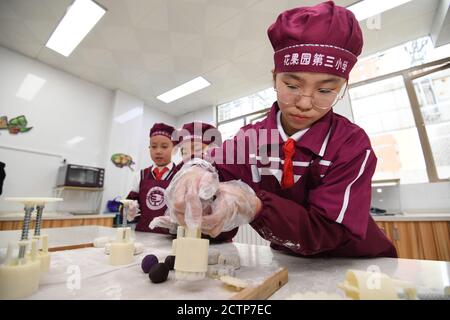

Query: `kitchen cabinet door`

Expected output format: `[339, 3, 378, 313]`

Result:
[416, 221, 450, 261]
[433, 222, 450, 261]
[395, 222, 422, 259]
[377, 222, 422, 259]
[416, 222, 439, 260]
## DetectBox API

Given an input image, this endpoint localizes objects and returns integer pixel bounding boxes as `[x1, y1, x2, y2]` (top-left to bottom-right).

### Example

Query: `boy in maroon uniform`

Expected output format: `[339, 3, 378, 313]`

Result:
[126, 123, 178, 233]
[166, 1, 396, 258]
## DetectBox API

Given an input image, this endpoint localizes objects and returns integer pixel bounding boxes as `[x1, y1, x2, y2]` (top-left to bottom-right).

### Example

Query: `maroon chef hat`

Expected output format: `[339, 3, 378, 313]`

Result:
[268, 1, 363, 80]
[149, 123, 176, 142]
[176, 122, 222, 147]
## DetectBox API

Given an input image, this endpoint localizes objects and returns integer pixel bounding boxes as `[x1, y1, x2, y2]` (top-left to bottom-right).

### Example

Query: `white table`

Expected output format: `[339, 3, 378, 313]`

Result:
[1, 226, 449, 299]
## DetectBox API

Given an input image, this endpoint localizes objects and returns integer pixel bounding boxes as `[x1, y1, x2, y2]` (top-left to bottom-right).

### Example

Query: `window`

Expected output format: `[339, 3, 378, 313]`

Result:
[217, 119, 245, 141]
[349, 36, 450, 183]
[216, 87, 275, 138]
[350, 76, 428, 183]
[350, 76, 415, 134]
[350, 36, 450, 84]
[413, 67, 450, 179]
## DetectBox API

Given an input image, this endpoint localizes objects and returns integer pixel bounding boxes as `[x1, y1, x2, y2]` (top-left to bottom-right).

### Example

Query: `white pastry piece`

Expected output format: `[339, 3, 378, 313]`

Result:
[220, 275, 248, 291]
[338, 269, 416, 300]
[93, 237, 110, 248]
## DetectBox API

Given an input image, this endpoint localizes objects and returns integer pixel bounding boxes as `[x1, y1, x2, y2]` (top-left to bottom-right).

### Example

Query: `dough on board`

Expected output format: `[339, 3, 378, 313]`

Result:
[220, 275, 249, 290]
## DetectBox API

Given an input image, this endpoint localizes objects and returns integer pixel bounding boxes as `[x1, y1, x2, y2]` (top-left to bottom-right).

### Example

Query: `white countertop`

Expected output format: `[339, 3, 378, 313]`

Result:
[372, 212, 450, 221]
[1, 226, 449, 300]
[0, 212, 116, 221]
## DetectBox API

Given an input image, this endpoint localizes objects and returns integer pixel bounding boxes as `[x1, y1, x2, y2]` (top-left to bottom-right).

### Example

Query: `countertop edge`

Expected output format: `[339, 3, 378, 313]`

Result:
[0, 213, 116, 221]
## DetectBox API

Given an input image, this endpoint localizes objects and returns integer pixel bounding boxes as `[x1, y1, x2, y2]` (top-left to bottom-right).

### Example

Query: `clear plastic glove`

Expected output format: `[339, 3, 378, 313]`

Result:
[126, 200, 140, 222]
[201, 180, 261, 237]
[165, 158, 219, 229]
[149, 214, 177, 233]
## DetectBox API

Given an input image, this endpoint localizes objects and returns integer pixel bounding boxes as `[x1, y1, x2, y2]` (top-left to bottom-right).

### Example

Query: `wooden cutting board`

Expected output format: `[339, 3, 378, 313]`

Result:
[231, 267, 288, 300]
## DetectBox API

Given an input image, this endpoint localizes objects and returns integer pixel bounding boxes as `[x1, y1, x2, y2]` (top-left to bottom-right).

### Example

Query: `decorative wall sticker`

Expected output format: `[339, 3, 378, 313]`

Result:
[0, 115, 33, 134]
[111, 153, 135, 171]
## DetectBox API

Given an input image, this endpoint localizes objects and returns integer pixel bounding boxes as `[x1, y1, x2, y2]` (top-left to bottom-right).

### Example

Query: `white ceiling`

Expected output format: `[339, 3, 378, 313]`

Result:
[0, 0, 444, 116]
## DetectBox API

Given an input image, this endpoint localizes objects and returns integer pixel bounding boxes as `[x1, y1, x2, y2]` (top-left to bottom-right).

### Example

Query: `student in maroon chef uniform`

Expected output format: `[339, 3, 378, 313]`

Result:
[126, 123, 179, 233]
[165, 1, 397, 258]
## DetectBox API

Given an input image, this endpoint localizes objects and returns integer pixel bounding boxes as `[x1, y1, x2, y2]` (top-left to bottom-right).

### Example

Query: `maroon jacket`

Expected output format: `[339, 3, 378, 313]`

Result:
[211, 102, 397, 258]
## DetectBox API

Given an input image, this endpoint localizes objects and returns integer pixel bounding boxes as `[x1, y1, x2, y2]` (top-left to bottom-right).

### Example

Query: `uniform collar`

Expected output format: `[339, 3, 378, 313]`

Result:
[150, 162, 174, 178]
[276, 110, 309, 142]
[152, 162, 174, 171]
[266, 102, 334, 156]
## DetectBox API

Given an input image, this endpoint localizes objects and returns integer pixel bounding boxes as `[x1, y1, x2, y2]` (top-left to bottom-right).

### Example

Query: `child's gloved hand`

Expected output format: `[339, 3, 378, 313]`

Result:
[201, 180, 261, 237]
[149, 215, 177, 232]
[127, 200, 140, 222]
[165, 158, 219, 229]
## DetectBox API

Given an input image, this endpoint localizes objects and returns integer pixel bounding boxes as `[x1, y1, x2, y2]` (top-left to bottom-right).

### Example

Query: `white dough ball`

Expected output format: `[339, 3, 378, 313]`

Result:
[93, 236, 109, 248]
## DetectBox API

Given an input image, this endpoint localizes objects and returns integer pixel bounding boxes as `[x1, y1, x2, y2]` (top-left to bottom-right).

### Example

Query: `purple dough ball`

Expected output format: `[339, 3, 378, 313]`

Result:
[149, 263, 169, 283]
[164, 255, 175, 270]
[141, 254, 158, 274]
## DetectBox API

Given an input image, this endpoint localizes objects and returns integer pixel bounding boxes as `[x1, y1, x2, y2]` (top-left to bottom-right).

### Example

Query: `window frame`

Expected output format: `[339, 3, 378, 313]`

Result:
[349, 56, 450, 183]
[216, 106, 271, 127]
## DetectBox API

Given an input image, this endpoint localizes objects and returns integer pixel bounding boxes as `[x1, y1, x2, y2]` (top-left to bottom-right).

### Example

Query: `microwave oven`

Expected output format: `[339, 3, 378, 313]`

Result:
[56, 164, 105, 188]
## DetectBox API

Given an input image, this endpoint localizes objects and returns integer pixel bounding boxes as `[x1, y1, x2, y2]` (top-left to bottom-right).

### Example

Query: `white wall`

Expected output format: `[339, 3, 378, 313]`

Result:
[0, 46, 113, 212]
[0, 46, 113, 165]
[100, 90, 144, 214]
[400, 182, 450, 213]
[372, 181, 450, 213]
